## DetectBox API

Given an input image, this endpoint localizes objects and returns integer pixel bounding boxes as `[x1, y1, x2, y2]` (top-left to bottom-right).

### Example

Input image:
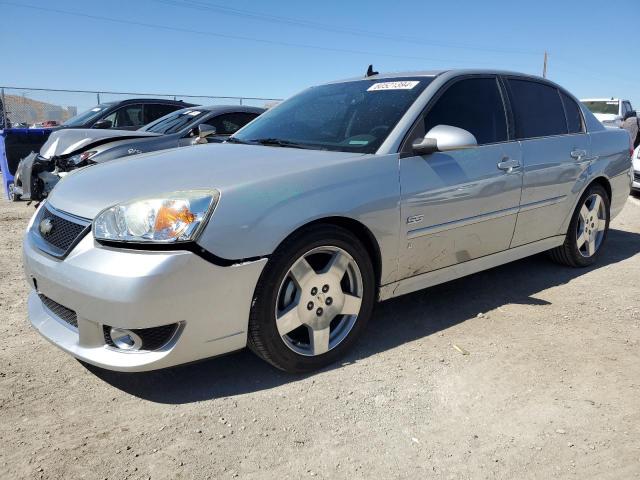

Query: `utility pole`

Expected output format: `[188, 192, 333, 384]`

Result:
[543, 51, 548, 78]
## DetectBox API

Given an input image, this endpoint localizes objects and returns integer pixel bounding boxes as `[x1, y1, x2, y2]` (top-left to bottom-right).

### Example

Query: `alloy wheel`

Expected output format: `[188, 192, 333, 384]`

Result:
[275, 246, 363, 356]
[576, 193, 607, 257]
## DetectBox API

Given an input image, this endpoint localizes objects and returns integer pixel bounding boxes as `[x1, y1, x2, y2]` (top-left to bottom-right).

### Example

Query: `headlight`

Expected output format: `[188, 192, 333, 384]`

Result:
[93, 190, 219, 243]
[68, 150, 97, 166]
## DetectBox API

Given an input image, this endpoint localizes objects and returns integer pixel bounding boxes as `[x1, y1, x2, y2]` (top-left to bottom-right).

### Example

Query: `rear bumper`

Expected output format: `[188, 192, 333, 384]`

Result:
[23, 231, 267, 371]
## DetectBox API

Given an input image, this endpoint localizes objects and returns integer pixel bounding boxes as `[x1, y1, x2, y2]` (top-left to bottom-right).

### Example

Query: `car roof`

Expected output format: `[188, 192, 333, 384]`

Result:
[329, 68, 564, 85]
[580, 98, 622, 102]
[112, 98, 196, 106]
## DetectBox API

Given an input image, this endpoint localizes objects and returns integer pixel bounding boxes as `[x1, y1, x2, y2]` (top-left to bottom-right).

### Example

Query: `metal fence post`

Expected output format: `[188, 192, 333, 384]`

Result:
[96, 92, 101, 104]
[0, 88, 6, 129]
[239, 97, 243, 106]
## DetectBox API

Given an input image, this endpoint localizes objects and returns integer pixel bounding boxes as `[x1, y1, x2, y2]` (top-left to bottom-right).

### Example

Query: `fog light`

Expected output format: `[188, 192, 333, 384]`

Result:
[109, 328, 143, 351]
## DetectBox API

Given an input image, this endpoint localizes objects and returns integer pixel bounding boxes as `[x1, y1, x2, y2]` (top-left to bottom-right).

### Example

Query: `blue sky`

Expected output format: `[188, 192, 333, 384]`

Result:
[1, 0, 638, 110]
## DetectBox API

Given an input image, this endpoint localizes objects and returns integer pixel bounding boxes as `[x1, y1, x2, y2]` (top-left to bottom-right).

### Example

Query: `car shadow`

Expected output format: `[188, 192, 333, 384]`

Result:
[87, 228, 640, 404]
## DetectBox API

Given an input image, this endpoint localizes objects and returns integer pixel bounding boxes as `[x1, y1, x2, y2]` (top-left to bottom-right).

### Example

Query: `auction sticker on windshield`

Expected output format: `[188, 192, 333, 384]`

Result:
[367, 81, 420, 91]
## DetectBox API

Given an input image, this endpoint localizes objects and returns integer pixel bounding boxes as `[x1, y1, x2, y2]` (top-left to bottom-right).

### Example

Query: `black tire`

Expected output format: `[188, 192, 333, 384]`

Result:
[549, 183, 610, 267]
[248, 224, 375, 373]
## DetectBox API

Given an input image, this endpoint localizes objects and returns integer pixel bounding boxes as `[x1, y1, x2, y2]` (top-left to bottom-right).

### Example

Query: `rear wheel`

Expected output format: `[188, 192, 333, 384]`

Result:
[550, 184, 610, 267]
[248, 225, 375, 373]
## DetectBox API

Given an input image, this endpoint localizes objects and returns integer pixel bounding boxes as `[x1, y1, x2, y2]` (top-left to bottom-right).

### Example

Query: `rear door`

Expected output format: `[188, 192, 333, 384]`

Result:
[505, 77, 591, 247]
[398, 76, 523, 278]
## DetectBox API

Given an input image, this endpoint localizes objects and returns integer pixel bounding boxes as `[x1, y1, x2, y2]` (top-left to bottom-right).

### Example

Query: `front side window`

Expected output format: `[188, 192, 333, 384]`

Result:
[102, 104, 145, 128]
[507, 79, 567, 139]
[207, 112, 259, 135]
[423, 77, 508, 145]
[232, 77, 431, 153]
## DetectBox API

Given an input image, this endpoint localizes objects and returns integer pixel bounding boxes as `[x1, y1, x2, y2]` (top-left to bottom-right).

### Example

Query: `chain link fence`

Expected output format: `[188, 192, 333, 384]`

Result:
[0, 86, 281, 128]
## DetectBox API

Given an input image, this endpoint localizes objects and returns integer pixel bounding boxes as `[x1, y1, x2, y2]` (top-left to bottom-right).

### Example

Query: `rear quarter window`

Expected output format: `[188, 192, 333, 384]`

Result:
[507, 79, 568, 139]
[560, 92, 584, 134]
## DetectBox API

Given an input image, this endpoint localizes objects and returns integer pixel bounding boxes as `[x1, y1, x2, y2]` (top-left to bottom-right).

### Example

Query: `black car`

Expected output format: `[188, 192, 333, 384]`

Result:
[58, 98, 195, 131]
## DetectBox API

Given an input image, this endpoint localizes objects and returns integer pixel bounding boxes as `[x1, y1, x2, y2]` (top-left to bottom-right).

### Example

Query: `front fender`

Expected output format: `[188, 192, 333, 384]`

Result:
[197, 154, 401, 284]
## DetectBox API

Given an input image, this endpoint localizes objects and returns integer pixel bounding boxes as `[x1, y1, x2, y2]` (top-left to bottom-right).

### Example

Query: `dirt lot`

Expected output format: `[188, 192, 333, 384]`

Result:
[0, 187, 639, 480]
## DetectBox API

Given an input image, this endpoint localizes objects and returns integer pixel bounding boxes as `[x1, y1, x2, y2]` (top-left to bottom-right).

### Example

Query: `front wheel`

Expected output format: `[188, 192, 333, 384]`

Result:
[550, 183, 610, 267]
[248, 225, 375, 373]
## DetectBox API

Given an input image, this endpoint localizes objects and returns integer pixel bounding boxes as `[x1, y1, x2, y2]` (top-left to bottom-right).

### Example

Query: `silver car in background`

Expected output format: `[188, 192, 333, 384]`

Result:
[23, 69, 632, 373]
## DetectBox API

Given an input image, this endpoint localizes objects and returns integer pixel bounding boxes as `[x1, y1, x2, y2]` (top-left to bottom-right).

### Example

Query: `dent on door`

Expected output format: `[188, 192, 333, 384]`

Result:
[510, 134, 591, 247]
[399, 142, 523, 279]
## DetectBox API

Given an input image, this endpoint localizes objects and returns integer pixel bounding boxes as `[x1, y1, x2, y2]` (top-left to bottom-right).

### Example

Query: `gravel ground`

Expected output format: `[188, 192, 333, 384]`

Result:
[1, 186, 639, 480]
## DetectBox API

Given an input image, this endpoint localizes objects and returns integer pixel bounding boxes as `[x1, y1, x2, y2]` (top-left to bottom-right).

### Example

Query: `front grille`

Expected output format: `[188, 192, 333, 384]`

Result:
[32, 204, 90, 258]
[103, 324, 179, 351]
[38, 294, 78, 329]
[634, 171, 640, 182]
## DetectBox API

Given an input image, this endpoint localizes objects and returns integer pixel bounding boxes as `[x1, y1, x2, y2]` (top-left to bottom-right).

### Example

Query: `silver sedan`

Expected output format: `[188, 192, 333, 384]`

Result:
[23, 69, 633, 373]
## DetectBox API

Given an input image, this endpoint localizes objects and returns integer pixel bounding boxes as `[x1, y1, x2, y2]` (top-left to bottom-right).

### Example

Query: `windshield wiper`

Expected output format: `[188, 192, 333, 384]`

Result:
[226, 136, 251, 145]
[248, 138, 311, 149]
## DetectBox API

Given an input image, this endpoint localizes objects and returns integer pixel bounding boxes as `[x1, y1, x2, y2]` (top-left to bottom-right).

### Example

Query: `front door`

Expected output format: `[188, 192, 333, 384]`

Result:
[399, 76, 523, 278]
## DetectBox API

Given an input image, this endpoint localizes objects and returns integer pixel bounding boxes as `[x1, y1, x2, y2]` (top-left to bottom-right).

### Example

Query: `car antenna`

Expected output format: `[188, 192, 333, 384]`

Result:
[365, 64, 379, 78]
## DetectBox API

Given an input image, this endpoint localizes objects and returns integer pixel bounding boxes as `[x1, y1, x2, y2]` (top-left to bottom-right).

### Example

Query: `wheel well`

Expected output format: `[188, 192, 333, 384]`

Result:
[588, 177, 612, 202]
[288, 217, 383, 287]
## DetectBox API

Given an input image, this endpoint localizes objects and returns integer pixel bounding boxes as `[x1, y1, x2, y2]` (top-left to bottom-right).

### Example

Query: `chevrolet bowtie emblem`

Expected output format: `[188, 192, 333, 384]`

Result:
[39, 218, 53, 235]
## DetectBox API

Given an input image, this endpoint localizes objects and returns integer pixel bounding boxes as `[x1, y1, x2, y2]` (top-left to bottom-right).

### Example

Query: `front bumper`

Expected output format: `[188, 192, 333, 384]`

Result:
[23, 231, 267, 371]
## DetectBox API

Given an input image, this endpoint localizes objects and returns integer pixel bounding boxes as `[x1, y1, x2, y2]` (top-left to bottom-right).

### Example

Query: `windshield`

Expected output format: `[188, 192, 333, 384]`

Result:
[582, 100, 619, 115]
[62, 103, 115, 127]
[232, 77, 431, 153]
[141, 108, 209, 134]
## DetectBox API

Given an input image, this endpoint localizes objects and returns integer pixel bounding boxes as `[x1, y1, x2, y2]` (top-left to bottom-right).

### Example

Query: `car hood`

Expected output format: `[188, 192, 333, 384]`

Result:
[47, 143, 367, 219]
[40, 128, 161, 159]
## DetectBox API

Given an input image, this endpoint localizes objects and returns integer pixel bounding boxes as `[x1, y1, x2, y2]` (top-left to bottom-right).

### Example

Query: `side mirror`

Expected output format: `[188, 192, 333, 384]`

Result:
[193, 124, 217, 144]
[412, 125, 477, 155]
[93, 119, 113, 129]
[198, 124, 216, 138]
[624, 110, 636, 120]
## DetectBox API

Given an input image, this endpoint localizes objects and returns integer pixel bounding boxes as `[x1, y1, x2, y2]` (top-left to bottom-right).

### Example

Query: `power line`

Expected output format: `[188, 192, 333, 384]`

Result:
[155, 0, 541, 56]
[1, 1, 502, 66]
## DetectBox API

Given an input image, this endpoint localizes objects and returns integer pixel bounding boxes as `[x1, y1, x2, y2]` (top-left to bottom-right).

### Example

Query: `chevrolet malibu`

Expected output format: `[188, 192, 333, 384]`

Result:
[23, 69, 633, 373]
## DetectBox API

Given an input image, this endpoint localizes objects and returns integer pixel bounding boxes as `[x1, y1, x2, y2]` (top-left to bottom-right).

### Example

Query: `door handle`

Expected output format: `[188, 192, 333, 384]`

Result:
[570, 149, 587, 161]
[497, 158, 521, 173]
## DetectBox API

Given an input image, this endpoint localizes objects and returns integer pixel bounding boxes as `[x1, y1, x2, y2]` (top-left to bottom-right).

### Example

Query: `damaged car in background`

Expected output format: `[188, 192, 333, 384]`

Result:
[13, 106, 264, 201]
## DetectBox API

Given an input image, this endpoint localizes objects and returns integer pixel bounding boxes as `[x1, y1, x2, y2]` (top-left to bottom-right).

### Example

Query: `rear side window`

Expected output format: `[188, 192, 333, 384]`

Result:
[507, 79, 567, 139]
[560, 92, 584, 134]
[144, 104, 181, 124]
[102, 104, 145, 128]
[424, 78, 507, 145]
